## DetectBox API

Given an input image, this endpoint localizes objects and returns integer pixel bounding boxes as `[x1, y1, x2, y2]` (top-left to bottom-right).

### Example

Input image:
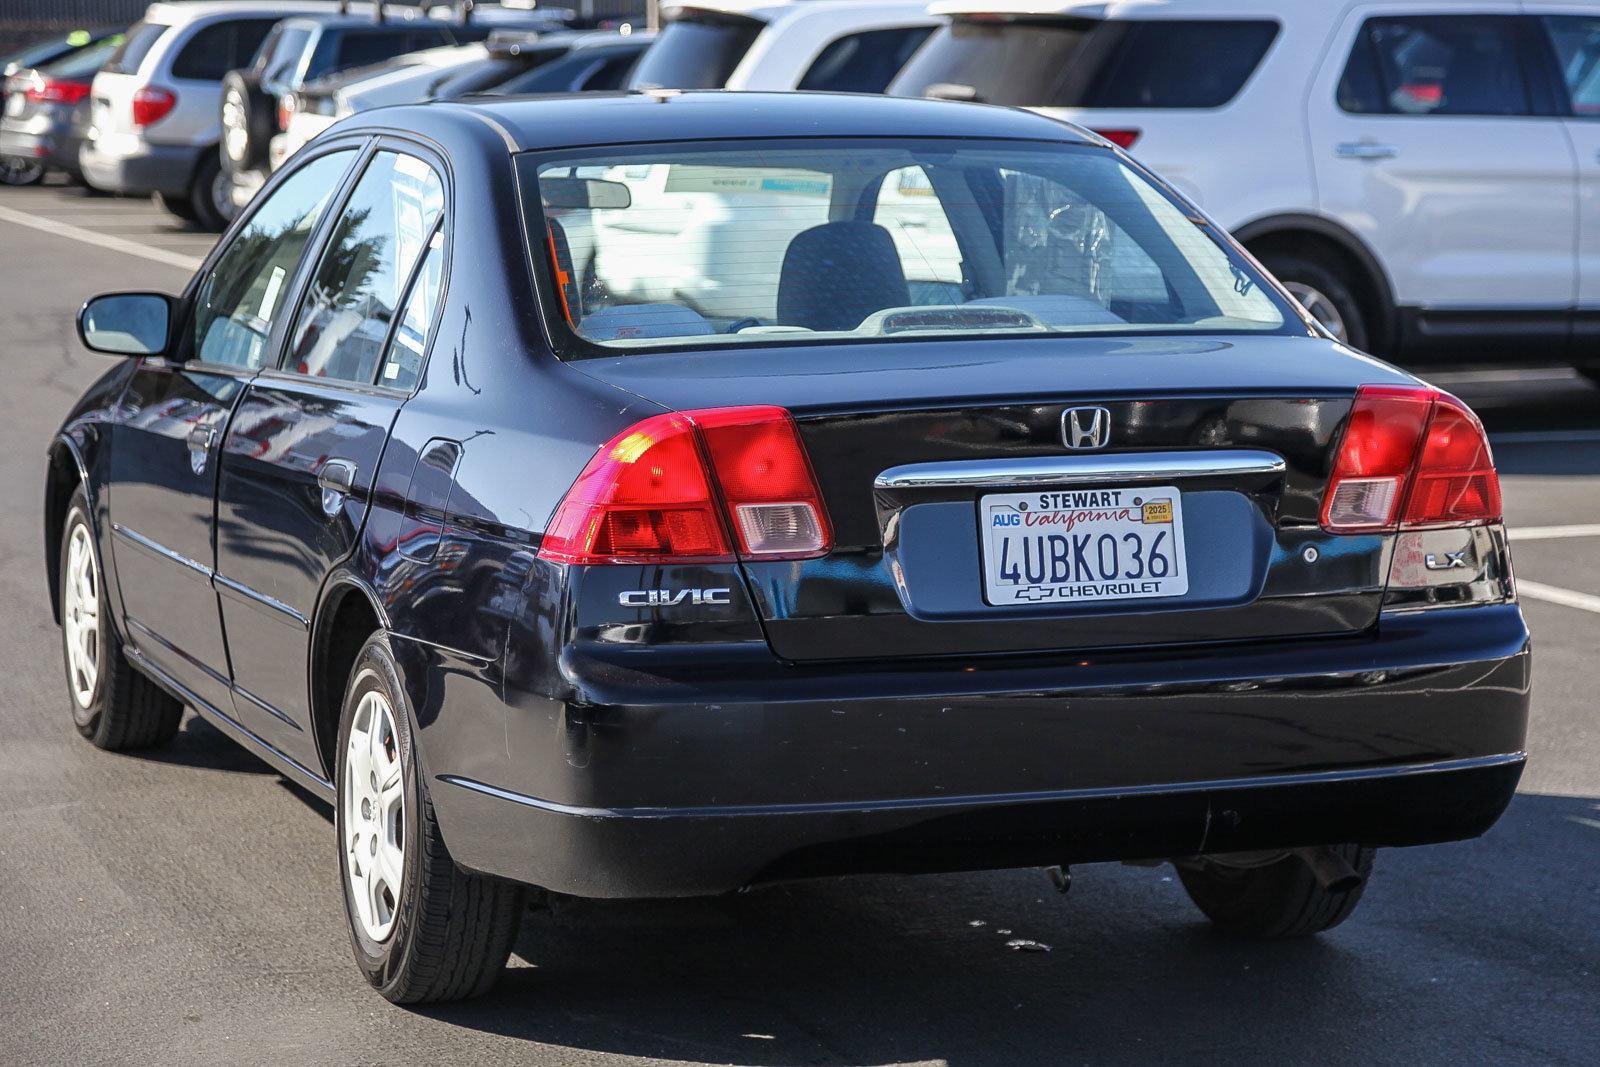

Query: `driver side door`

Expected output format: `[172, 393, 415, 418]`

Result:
[108, 147, 359, 716]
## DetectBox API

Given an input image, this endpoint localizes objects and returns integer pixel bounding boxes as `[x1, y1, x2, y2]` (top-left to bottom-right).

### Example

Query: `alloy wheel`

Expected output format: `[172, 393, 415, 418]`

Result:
[344, 685, 406, 942]
[1284, 281, 1348, 342]
[1, 156, 46, 186]
[62, 523, 101, 715]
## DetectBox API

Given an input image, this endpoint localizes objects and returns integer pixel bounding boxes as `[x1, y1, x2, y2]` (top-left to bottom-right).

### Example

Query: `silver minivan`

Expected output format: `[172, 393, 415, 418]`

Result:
[80, 2, 347, 230]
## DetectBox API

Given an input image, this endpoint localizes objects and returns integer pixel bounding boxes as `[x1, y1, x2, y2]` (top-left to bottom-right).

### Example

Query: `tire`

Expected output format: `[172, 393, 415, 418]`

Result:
[219, 71, 274, 175]
[335, 633, 525, 1004]
[1, 156, 46, 186]
[1177, 845, 1376, 939]
[1258, 251, 1370, 352]
[185, 151, 232, 233]
[59, 489, 183, 751]
[154, 190, 198, 223]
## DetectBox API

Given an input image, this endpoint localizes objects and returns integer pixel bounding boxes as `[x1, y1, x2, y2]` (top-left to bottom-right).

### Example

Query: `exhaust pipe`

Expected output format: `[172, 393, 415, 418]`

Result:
[1293, 847, 1363, 893]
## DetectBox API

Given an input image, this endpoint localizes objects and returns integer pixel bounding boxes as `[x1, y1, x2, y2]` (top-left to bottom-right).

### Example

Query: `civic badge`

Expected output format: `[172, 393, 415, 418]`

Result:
[1062, 406, 1111, 451]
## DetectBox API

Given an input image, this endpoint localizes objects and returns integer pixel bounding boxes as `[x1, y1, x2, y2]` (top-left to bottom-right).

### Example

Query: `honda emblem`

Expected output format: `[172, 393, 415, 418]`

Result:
[1062, 407, 1111, 450]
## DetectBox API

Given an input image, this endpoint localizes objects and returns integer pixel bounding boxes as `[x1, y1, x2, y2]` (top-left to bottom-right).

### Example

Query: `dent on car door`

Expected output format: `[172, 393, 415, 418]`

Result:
[108, 148, 356, 714]
[1307, 11, 1576, 319]
[214, 148, 446, 767]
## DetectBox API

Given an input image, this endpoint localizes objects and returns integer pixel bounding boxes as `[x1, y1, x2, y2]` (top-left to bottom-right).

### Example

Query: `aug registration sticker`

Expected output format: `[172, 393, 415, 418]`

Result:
[979, 486, 1189, 606]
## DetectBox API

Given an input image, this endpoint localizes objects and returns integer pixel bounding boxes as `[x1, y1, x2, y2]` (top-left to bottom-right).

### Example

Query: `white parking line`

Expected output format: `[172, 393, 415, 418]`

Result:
[0, 203, 202, 271]
[1517, 579, 1600, 615]
[1510, 524, 1600, 541]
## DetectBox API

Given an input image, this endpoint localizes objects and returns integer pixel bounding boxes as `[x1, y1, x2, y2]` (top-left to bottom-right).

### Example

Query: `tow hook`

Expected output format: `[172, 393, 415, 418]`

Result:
[1045, 865, 1072, 894]
[1293, 847, 1363, 892]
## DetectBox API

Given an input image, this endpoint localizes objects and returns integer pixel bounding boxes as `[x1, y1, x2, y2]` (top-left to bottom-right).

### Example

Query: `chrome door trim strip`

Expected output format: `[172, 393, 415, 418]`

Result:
[874, 449, 1286, 491]
[213, 573, 311, 630]
[111, 523, 212, 577]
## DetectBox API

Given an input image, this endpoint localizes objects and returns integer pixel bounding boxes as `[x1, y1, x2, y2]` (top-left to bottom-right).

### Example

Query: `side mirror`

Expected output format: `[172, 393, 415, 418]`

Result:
[77, 292, 174, 357]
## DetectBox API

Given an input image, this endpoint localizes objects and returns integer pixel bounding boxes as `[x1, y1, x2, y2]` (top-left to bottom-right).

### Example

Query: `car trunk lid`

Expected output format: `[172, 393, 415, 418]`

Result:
[569, 334, 1413, 662]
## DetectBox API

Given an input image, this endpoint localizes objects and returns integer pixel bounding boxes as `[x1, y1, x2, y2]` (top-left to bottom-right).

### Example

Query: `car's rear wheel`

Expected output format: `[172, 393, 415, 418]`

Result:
[1176, 845, 1376, 938]
[154, 190, 198, 223]
[1259, 251, 1370, 352]
[186, 152, 233, 232]
[1, 156, 46, 186]
[59, 489, 183, 751]
[336, 633, 525, 1003]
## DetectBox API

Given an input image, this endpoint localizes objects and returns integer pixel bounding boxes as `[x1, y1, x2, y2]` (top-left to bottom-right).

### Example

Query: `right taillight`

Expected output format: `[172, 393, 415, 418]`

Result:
[1322, 385, 1500, 533]
[539, 406, 832, 565]
[131, 86, 176, 127]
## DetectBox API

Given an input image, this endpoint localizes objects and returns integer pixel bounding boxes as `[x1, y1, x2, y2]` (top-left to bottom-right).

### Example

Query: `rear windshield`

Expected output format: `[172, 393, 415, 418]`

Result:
[100, 21, 170, 76]
[520, 138, 1292, 355]
[889, 18, 1279, 108]
[627, 16, 763, 89]
[41, 35, 124, 80]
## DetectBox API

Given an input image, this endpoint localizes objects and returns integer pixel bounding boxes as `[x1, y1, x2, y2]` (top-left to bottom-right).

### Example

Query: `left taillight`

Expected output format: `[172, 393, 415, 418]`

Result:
[24, 78, 92, 105]
[538, 406, 832, 565]
[1091, 128, 1141, 150]
[276, 93, 295, 133]
[1321, 384, 1501, 533]
[131, 86, 176, 127]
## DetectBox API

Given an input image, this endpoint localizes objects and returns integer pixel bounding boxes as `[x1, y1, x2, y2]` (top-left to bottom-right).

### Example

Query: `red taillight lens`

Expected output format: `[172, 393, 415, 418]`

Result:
[24, 78, 91, 105]
[1092, 128, 1141, 149]
[694, 406, 831, 558]
[1322, 385, 1500, 532]
[131, 86, 176, 127]
[276, 94, 294, 133]
[1401, 392, 1501, 526]
[538, 406, 832, 565]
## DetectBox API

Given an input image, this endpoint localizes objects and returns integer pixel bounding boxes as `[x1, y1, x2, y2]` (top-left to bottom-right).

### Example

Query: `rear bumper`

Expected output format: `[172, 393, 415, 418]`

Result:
[434, 603, 1531, 897]
[78, 138, 198, 196]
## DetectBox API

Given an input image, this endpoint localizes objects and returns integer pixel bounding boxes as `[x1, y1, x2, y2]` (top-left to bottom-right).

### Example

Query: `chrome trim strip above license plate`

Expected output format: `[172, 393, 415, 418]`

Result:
[875, 450, 1286, 491]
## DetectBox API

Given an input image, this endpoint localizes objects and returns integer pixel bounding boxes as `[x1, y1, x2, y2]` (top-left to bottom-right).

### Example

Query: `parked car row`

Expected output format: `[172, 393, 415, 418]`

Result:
[5, 0, 1600, 377]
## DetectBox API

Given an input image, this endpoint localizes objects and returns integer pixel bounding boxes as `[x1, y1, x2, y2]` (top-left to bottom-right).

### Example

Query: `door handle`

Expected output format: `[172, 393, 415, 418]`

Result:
[317, 458, 357, 495]
[1336, 142, 1398, 161]
[317, 459, 357, 518]
[186, 425, 216, 451]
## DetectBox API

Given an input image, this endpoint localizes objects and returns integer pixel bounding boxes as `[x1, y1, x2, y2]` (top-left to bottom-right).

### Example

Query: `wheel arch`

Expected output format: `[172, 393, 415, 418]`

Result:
[1234, 213, 1398, 356]
[44, 435, 93, 625]
[309, 575, 390, 781]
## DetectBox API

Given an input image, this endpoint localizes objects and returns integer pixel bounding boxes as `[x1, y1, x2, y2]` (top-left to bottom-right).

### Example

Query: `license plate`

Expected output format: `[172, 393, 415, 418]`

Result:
[980, 486, 1189, 606]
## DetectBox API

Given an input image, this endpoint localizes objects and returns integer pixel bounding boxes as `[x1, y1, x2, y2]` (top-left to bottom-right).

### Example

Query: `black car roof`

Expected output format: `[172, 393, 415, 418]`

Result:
[343, 90, 1098, 154]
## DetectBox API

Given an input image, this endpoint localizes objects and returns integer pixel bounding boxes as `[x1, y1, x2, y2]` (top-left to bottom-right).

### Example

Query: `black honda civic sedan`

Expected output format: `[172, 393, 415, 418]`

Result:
[45, 90, 1530, 1003]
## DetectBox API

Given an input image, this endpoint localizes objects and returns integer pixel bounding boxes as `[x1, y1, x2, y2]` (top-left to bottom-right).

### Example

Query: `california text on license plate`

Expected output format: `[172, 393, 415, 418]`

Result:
[980, 486, 1189, 606]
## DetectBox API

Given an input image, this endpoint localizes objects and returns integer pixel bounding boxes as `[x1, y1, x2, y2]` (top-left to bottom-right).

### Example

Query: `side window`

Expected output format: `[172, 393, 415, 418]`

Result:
[190, 151, 355, 369]
[1541, 16, 1600, 117]
[380, 233, 443, 391]
[1344, 16, 1532, 117]
[285, 151, 445, 384]
[872, 166, 964, 305]
[171, 19, 275, 81]
[798, 27, 935, 93]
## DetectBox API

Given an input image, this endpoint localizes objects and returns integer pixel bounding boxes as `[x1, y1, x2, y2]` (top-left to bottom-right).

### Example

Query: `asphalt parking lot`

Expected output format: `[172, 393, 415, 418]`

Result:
[0, 183, 1596, 1066]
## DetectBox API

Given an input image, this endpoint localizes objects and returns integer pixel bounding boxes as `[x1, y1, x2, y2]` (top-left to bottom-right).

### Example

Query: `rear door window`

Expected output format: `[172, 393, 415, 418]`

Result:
[285, 151, 446, 384]
[1340, 16, 1533, 116]
[627, 16, 763, 89]
[171, 19, 276, 81]
[100, 21, 169, 76]
[889, 18, 1278, 108]
[1541, 15, 1600, 116]
[798, 27, 935, 93]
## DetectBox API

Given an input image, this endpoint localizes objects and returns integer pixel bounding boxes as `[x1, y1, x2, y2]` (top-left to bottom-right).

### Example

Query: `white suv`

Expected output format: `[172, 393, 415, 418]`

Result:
[891, 0, 1600, 375]
[80, 2, 347, 230]
[628, 1, 942, 92]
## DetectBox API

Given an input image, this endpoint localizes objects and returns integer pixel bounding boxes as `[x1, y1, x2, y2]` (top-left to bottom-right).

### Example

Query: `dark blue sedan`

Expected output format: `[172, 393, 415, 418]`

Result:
[45, 90, 1530, 1003]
